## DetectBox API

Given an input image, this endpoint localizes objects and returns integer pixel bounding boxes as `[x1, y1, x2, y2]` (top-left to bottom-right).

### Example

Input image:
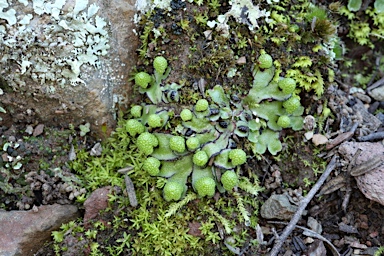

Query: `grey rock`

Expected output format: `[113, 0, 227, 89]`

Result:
[260, 194, 299, 220]
[0, 204, 79, 256]
[329, 90, 381, 136]
[0, 0, 138, 137]
[352, 100, 382, 135]
[376, 112, 384, 125]
[306, 239, 327, 256]
[369, 86, 384, 102]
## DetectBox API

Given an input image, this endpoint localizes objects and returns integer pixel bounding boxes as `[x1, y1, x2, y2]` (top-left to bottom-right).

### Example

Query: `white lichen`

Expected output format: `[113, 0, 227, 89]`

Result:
[226, 0, 271, 30]
[18, 0, 29, 6]
[206, 0, 271, 36]
[0, 0, 110, 92]
[153, 0, 172, 10]
[0, 2, 17, 25]
[73, 0, 89, 15]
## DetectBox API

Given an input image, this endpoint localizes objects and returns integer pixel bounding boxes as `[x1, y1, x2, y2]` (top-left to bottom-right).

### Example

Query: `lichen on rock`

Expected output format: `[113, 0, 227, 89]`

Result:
[1, 0, 110, 89]
[0, 0, 138, 135]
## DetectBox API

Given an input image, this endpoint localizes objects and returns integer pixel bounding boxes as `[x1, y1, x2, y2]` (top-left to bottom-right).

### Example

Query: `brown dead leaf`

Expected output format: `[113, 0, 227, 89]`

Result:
[326, 131, 354, 150]
[318, 175, 346, 196]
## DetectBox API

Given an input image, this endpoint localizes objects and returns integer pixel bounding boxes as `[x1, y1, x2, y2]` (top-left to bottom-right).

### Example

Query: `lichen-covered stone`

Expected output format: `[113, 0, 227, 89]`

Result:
[0, 0, 138, 137]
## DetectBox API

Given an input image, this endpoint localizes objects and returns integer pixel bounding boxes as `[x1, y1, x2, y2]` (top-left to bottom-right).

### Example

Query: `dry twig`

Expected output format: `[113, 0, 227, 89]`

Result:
[357, 131, 384, 142]
[326, 123, 358, 150]
[367, 76, 384, 91]
[341, 149, 361, 212]
[268, 221, 340, 256]
[268, 155, 338, 256]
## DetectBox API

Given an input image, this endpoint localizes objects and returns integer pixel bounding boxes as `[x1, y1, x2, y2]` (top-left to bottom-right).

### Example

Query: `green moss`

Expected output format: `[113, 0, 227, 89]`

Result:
[49, 0, 347, 253]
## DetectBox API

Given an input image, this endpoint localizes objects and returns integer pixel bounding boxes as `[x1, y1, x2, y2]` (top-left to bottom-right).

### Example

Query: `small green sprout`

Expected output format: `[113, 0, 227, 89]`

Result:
[195, 99, 209, 112]
[278, 78, 296, 94]
[130, 105, 143, 118]
[194, 177, 216, 197]
[163, 181, 184, 201]
[126, 119, 145, 137]
[228, 149, 246, 166]
[193, 150, 209, 166]
[186, 137, 200, 150]
[283, 95, 301, 114]
[169, 136, 186, 153]
[147, 114, 162, 128]
[153, 56, 168, 75]
[143, 157, 161, 176]
[137, 132, 158, 155]
[258, 53, 273, 69]
[277, 115, 291, 128]
[135, 72, 152, 88]
[180, 109, 193, 121]
[347, 0, 362, 12]
[79, 123, 90, 137]
[322, 106, 331, 118]
[221, 171, 239, 191]
[52, 231, 64, 243]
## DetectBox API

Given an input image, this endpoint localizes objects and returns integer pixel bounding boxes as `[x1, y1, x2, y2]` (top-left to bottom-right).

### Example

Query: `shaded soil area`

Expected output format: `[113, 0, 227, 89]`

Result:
[0, 124, 95, 210]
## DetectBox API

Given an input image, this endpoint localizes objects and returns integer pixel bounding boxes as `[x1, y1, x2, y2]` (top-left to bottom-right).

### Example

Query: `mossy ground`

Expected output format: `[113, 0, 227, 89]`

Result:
[41, 1, 334, 254]
[45, 109, 267, 255]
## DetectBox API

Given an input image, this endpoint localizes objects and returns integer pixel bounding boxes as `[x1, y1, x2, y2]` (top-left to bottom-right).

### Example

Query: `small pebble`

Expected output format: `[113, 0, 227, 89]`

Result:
[354, 92, 371, 103]
[312, 134, 328, 146]
[6, 147, 14, 156]
[203, 30, 212, 40]
[376, 113, 384, 124]
[90, 142, 102, 156]
[304, 131, 314, 140]
[33, 124, 44, 137]
[25, 125, 34, 135]
[1, 153, 8, 162]
[68, 145, 76, 161]
[368, 87, 384, 101]
[32, 205, 39, 213]
[236, 56, 246, 65]
[303, 115, 315, 131]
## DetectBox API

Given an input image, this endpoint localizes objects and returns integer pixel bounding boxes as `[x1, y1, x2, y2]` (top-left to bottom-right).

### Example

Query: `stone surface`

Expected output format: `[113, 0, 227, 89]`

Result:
[83, 186, 111, 224]
[312, 134, 328, 146]
[339, 141, 384, 206]
[368, 86, 384, 102]
[0, 204, 79, 256]
[0, 0, 138, 137]
[260, 194, 299, 220]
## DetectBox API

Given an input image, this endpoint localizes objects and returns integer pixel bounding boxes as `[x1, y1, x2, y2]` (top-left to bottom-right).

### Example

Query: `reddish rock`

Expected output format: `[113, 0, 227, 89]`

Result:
[339, 142, 384, 206]
[188, 221, 202, 237]
[0, 204, 79, 256]
[83, 186, 111, 224]
[32, 124, 44, 137]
